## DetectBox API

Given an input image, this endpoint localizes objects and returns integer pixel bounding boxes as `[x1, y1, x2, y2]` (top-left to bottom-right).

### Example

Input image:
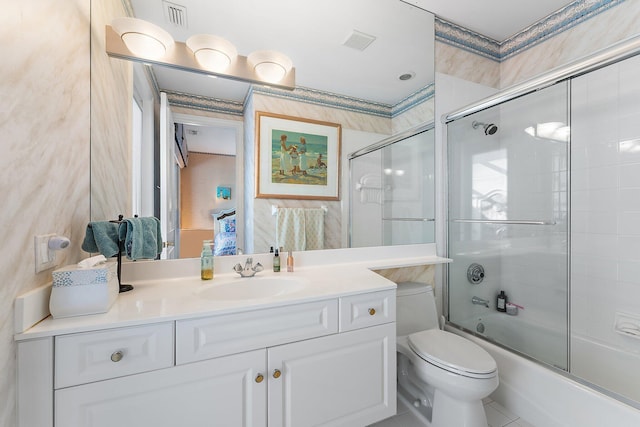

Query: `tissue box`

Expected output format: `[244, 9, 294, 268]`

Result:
[50, 262, 118, 319]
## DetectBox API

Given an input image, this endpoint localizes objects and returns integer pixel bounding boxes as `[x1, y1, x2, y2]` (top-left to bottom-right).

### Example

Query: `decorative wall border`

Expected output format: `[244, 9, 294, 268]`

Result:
[436, 0, 626, 62]
[165, 91, 245, 116]
[392, 84, 435, 118]
[250, 85, 395, 117]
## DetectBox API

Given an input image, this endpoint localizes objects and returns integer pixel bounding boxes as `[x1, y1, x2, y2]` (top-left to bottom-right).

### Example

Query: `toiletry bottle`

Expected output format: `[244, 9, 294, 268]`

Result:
[201, 240, 214, 280]
[497, 290, 507, 312]
[273, 249, 281, 272]
[287, 250, 294, 272]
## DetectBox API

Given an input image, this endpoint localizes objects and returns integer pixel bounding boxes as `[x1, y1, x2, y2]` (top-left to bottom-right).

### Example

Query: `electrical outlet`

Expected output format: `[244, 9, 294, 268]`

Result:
[35, 234, 56, 273]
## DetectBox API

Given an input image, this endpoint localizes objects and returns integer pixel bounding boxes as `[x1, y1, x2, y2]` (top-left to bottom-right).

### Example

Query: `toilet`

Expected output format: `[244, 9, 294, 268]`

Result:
[396, 282, 498, 427]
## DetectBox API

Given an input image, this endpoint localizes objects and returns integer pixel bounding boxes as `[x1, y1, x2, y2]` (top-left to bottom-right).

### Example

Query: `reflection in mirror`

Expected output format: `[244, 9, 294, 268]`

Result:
[349, 123, 435, 247]
[91, 0, 435, 257]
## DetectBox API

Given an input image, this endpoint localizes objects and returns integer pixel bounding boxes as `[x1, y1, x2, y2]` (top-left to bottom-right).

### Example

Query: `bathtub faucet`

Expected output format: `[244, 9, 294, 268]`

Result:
[472, 296, 489, 308]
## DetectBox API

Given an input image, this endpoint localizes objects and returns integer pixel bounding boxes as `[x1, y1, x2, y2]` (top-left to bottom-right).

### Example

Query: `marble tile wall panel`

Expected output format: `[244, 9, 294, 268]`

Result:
[436, 41, 500, 89]
[500, 0, 640, 87]
[0, 1, 90, 426]
[392, 98, 435, 134]
[90, 0, 132, 221]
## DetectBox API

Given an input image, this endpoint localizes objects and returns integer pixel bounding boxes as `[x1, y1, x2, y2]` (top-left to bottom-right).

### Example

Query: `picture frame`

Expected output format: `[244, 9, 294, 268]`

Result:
[256, 111, 341, 200]
[216, 186, 231, 200]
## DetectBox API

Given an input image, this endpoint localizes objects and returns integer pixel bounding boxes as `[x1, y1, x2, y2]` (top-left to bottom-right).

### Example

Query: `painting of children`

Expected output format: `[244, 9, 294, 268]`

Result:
[270, 128, 329, 186]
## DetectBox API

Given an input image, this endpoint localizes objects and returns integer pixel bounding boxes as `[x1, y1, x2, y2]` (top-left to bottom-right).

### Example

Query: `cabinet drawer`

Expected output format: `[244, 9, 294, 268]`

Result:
[55, 322, 174, 389]
[339, 290, 396, 332]
[176, 299, 338, 364]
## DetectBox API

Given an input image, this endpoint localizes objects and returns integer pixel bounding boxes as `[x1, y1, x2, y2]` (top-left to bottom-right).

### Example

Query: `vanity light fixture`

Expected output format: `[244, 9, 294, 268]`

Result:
[106, 19, 296, 89]
[186, 34, 237, 73]
[111, 17, 174, 60]
[247, 50, 293, 83]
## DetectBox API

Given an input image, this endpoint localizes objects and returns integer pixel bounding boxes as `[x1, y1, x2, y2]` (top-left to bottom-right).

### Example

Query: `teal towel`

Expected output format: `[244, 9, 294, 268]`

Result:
[81, 222, 120, 257]
[118, 217, 163, 260]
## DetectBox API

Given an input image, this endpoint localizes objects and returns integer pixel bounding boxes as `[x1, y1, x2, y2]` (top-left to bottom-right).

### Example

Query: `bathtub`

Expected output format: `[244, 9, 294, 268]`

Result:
[446, 324, 640, 427]
[460, 312, 567, 370]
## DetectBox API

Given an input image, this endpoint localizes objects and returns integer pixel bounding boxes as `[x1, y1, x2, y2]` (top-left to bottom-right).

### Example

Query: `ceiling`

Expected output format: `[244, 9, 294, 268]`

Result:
[131, 0, 434, 105]
[408, 0, 574, 41]
[128, 0, 574, 115]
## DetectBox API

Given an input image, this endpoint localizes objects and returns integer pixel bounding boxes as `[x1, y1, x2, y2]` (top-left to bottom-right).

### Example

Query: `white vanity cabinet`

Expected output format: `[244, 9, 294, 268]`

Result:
[55, 348, 267, 427]
[17, 290, 396, 427]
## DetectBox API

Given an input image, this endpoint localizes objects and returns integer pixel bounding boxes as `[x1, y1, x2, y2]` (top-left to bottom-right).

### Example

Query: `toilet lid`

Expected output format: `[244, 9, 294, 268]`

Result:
[408, 329, 497, 379]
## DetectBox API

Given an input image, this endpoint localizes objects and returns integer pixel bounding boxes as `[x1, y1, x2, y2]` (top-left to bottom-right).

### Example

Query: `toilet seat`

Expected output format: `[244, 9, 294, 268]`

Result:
[408, 329, 497, 379]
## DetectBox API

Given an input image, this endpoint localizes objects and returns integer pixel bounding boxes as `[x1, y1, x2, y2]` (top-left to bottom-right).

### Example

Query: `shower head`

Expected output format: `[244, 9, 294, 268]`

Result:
[472, 121, 498, 135]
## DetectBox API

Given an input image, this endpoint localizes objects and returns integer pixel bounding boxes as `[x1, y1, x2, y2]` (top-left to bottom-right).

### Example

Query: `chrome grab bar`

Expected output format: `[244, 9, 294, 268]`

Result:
[451, 219, 556, 226]
[382, 217, 435, 222]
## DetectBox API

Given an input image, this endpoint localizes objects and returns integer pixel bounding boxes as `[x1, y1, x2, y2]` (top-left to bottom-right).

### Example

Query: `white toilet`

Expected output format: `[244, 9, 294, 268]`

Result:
[396, 282, 498, 427]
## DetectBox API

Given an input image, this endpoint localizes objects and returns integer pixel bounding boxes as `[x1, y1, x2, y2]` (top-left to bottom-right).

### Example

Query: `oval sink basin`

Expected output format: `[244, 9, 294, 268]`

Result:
[196, 276, 308, 301]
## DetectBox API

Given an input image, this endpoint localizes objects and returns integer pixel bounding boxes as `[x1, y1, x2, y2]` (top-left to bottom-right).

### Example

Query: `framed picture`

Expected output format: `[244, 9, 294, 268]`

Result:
[256, 112, 341, 200]
[216, 186, 231, 200]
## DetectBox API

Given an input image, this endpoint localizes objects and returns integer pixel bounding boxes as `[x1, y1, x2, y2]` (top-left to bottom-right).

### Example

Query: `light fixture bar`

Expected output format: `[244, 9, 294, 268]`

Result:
[105, 25, 296, 90]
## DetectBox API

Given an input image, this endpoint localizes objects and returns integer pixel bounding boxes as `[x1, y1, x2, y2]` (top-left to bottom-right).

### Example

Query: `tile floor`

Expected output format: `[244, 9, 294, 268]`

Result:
[370, 395, 537, 427]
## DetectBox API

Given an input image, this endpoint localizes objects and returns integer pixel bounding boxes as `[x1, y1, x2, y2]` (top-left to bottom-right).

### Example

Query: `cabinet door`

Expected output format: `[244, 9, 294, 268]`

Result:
[56, 349, 266, 427]
[268, 323, 396, 427]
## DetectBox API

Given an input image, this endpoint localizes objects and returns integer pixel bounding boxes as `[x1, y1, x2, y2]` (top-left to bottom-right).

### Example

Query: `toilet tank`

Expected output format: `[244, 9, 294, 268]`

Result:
[396, 282, 439, 336]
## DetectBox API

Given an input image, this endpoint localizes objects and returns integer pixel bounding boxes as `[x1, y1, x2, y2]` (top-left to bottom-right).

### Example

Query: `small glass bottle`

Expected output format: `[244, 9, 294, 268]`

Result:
[273, 249, 281, 272]
[287, 250, 294, 272]
[201, 240, 214, 280]
[496, 290, 507, 312]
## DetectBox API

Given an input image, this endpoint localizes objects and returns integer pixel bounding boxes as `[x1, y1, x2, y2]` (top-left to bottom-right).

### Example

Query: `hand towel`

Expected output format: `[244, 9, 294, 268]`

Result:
[118, 217, 163, 260]
[276, 208, 306, 251]
[81, 222, 120, 257]
[304, 208, 324, 250]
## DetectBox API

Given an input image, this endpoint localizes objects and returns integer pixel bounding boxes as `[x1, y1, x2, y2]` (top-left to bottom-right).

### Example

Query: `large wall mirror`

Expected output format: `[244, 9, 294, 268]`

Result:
[91, 0, 435, 257]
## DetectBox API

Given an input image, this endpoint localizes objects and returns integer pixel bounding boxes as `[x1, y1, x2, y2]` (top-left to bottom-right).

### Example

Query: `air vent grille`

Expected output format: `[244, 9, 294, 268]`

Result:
[343, 30, 376, 51]
[163, 1, 187, 28]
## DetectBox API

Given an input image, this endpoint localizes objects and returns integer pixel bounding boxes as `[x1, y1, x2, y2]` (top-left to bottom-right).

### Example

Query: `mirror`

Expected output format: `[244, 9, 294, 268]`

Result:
[91, 0, 435, 256]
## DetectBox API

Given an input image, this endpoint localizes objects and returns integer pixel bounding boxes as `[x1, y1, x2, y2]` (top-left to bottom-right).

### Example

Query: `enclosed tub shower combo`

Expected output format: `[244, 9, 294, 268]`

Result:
[445, 36, 640, 412]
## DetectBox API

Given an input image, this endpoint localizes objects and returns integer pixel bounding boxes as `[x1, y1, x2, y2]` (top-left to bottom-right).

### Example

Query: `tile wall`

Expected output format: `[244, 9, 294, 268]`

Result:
[0, 1, 90, 426]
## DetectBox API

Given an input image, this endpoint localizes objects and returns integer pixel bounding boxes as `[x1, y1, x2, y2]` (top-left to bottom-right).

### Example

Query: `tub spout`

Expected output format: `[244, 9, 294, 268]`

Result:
[472, 296, 489, 308]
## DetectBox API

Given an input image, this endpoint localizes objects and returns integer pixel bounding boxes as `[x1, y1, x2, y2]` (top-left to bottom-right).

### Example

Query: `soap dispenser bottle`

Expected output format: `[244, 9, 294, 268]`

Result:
[273, 249, 281, 272]
[497, 290, 507, 312]
[201, 240, 214, 280]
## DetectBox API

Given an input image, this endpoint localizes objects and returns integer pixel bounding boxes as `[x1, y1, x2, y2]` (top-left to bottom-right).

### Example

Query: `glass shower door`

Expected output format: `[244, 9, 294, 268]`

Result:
[447, 82, 570, 369]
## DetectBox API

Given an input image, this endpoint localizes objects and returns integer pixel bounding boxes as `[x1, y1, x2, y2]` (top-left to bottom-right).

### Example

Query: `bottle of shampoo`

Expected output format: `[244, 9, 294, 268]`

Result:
[273, 249, 281, 272]
[201, 240, 214, 280]
[287, 250, 294, 272]
[497, 290, 507, 312]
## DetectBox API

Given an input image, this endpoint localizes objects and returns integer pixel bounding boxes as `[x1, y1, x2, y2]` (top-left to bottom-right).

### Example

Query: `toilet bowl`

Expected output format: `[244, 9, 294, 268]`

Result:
[396, 283, 499, 427]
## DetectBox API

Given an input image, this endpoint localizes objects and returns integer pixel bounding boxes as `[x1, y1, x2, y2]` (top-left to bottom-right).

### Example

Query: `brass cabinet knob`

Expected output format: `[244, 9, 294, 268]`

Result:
[273, 369, 282, 379]
[368, 308, 376, 316]
[110, 350, 124, 362]
[255, 374, 264, 383]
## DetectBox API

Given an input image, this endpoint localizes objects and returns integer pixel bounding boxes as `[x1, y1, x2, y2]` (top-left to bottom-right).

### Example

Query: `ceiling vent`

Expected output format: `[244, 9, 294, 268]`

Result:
[343, 30, 376, 51]
[163, 1, 188, 28]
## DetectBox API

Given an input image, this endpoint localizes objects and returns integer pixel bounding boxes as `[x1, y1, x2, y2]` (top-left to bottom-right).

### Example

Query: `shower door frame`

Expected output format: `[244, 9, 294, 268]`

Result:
[441, 33, 640, 410]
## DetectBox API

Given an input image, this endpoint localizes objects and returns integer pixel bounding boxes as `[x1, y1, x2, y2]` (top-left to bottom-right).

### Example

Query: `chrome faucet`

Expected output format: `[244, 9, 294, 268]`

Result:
[472, 296, 489, 308]
[233, 257, 264, 277]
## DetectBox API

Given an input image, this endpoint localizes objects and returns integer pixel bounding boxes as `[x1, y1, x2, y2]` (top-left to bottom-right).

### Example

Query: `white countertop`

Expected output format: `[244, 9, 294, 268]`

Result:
[15, 247, 450, 340]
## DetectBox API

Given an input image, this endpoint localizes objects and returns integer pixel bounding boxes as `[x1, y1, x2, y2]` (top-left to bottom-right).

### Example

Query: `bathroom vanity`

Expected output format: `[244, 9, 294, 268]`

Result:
[15, 255, 432, 427]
